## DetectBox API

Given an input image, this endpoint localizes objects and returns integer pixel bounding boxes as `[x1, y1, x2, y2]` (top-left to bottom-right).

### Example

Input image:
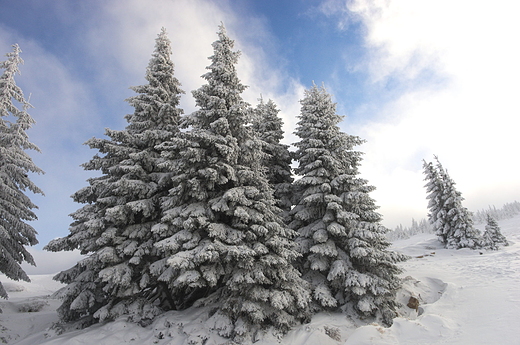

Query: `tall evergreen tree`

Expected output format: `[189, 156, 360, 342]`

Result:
[44, 29, 184, 325]
[481, 214, 508, 250]
[0, 44, 43, 299]
[252, 97, 293, 215]
[423, 157, 481, 249]
[436, 160, 480, 249]
[154, 24, 309, 341]
[290, 84, 405, 326]
[423, 159, 447, 243]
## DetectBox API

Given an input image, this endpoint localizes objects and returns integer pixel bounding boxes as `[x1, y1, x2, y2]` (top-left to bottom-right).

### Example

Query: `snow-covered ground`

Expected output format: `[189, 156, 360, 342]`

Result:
[2, 215, 519, 344]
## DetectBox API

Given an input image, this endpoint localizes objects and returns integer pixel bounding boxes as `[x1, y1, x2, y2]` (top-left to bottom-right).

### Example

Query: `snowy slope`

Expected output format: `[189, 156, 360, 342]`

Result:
[1, 215, 519, 344]
[0, 275, 63, 344]
[356, 215, 520, 344]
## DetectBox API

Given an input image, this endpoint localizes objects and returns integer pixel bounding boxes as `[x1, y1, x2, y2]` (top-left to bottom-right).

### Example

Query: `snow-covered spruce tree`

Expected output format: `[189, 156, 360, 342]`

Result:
[0, 44, 43, 299]
[424, 157, 481, 249]
[154, 25, 309, 341]
[290, 84, 406, 326]
[252, 97, 293, 215]
[436, 160, 481, 249]
[422, 159, 448, 244]
[481, 214, 508, 250]
[44, 29, 184, 325]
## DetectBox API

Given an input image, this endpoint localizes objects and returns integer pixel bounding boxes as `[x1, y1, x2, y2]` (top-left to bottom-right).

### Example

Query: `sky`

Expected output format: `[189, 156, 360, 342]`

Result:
[1, 0, 519, 274]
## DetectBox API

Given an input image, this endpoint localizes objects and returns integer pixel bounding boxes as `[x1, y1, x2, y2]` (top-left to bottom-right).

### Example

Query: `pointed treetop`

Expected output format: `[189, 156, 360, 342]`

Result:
[124, 28, 184, 133]
[190, 23, 249, 136]
[1, 44, 33, 120]
[209, 22, 242, 72]
[218, 21, 226, 35]
[0, 44, 37, 143]
[0, 44, 23, 75]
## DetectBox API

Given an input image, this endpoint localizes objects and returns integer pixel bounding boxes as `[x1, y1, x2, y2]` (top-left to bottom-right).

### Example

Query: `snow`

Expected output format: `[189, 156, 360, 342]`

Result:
[0, 275, 63, 344]
[2, 215, 520, 344]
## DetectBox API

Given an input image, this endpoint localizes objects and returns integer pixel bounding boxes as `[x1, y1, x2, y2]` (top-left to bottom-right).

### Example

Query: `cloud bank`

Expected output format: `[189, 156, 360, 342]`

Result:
[322, 0, 520, 226]
[81, 0, 306, 142]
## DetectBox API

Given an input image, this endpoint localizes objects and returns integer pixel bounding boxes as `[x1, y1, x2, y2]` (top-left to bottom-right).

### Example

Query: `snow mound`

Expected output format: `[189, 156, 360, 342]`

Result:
[397, 276, 447, 317]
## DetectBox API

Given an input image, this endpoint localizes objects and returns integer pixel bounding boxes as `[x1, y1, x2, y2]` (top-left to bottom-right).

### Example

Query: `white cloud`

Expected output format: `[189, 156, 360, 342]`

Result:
[83, 0, 223, 115]
[82, 0, 306, 142]
[330, 0, 520, 227]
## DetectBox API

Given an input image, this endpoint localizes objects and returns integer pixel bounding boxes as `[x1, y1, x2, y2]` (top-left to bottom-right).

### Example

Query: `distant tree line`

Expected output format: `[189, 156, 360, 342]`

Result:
[472, 201, 520, 224]
[387, 219, 433, 242]
[388, 199, 519, 242]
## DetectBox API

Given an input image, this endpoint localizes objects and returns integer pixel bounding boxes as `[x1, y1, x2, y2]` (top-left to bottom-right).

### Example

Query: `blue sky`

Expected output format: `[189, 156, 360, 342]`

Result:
[1, 0, 519, 273]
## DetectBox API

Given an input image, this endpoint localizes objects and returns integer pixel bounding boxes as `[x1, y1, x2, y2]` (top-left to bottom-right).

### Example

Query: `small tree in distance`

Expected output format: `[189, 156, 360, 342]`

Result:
[0, 44, 44, 299]
[423, 159, 446, 242]
[423, 156, 481, 249]
[481, 214, 508, 250]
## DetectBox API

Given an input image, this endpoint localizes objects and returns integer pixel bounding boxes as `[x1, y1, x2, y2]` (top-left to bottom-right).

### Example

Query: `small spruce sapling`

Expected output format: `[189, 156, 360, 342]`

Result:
[481, 214, 508, 250]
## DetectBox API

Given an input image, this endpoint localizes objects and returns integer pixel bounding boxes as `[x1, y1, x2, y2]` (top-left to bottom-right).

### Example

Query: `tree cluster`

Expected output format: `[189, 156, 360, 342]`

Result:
[38, 26, 404, 341]
[423, 157, 508, 250]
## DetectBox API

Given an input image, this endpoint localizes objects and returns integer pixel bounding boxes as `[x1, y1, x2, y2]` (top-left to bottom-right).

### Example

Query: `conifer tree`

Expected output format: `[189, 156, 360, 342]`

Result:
[423, 157, 481, 249]
[436, 160, 480, 249]
[481, 214, 508, 250]
[154, 24, 309, 341]
[423, 159, 447, 243]
[0, 44, 43, 299]
[252, 97, 293, 215]
[44, 29, 184, 325]
[290, 84, 405, 326]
